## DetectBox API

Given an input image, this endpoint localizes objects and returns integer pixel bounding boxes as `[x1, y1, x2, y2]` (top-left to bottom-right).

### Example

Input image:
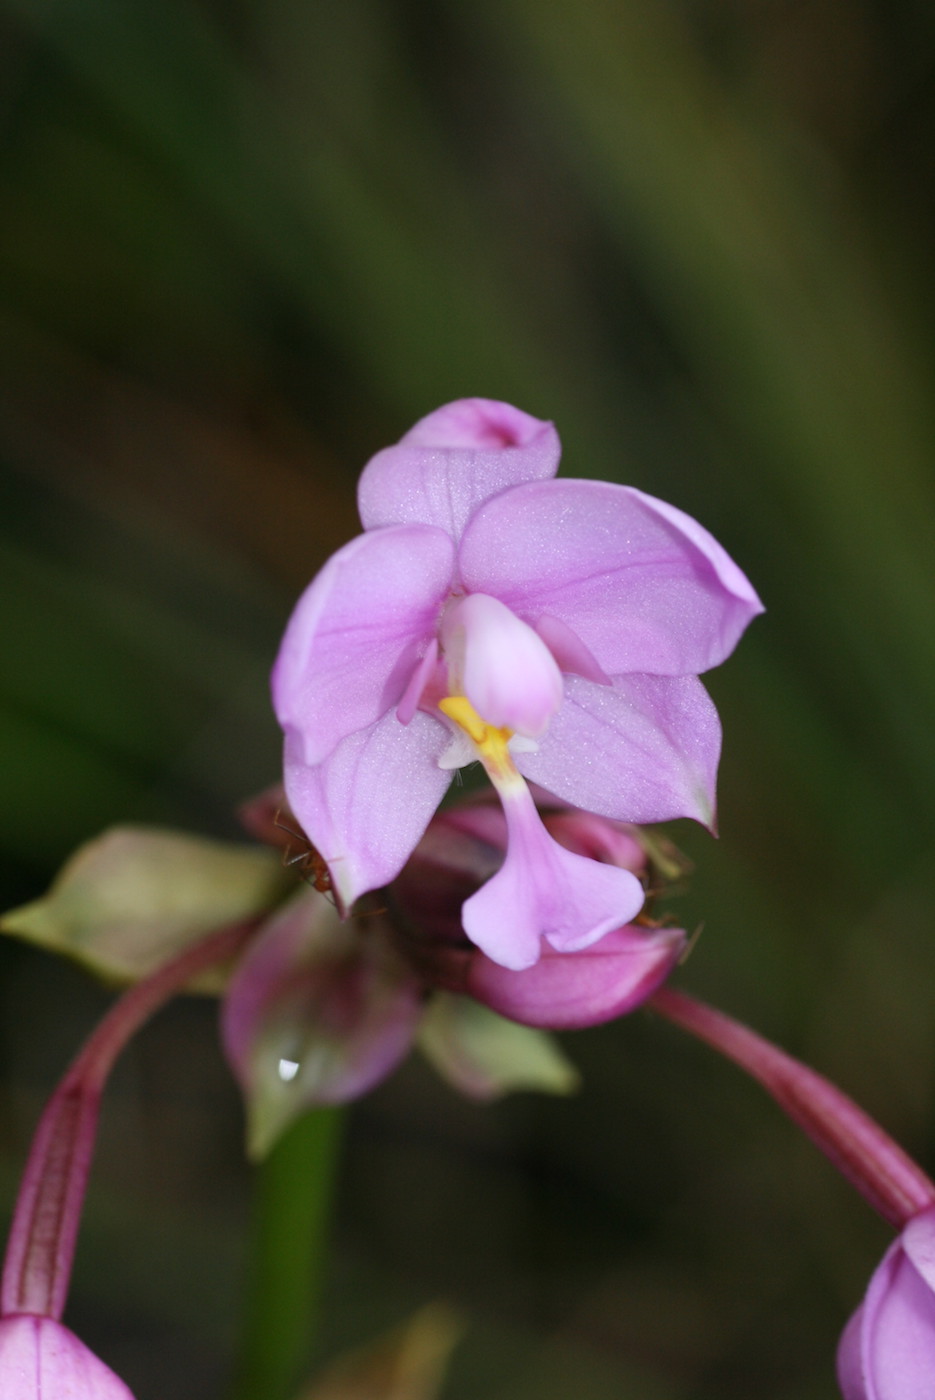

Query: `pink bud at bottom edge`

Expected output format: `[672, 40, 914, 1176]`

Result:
[837, 1205, 935, 1400]
[0, 1315, 135, 1399]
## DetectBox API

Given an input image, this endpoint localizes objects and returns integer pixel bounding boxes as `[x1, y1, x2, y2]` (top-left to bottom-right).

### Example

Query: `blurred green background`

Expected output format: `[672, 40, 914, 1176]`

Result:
[1, 0, 934, 1395]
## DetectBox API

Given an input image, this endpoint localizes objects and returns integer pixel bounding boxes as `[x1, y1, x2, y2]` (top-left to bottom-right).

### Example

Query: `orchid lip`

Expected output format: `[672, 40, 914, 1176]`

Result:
[435, 696, 645, 969]
[460, 778, 645, 969]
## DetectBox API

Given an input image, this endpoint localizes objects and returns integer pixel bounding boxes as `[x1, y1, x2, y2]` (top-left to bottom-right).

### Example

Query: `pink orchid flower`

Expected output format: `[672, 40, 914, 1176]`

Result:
[837, 1206, 935, 1400]
[273, 398, 762, 970]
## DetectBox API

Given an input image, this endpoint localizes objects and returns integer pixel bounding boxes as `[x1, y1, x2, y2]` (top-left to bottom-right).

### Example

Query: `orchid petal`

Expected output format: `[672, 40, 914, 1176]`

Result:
[222, 890, 421, 1155]
[536, 613, 610, 684]
[272, 524, 454, 766]
[461, 780, 644, 970]
[396, 637, 439, 725]
[0, 1316, 135, 1399]
[358, 399, 560, 541]
[904, 1208, 935, 1291]
[388, 802, 508, 948]
[401, 399, 556, 450]
[543, 809, 646, 871]
[850, 1217, 935, 1400]
[837, 1306, 868, 1400]
[517, 674, 720, 827]
[466, 923, 685, 1029]
[458, 479, 763, 676]
[441, 593, 563, 737]
[283, 709, 451, 909]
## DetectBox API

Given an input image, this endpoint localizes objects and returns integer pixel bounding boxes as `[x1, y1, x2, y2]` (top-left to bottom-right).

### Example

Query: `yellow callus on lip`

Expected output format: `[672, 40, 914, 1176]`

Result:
[438, 696, 519, 785]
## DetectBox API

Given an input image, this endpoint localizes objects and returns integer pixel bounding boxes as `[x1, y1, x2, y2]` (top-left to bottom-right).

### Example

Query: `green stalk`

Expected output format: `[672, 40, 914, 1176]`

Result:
[229, 1106, 344, 1400]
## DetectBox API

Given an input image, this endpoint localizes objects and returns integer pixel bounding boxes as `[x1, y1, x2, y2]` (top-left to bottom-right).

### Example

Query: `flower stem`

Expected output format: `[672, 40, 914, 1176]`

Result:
[650, 985, 935, 1229]
[229, 1106, 344, 1400]
[1, 919, 256, 1321]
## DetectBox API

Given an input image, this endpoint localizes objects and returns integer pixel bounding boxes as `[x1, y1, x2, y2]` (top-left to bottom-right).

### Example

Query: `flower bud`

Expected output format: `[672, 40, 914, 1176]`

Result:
[837, 1205, 935, 1399]
[0, 1315, 134, 1399]
[221, 889, 422, 1157]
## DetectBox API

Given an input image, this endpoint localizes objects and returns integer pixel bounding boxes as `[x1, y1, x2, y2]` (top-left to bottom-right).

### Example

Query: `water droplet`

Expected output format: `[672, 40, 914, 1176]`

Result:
[277, 1057, 300, 1082]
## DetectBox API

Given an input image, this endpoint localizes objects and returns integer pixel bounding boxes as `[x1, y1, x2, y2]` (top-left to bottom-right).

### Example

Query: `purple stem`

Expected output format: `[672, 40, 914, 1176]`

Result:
[650, 985, 935, 1230]
[1, 919, 256, 1321]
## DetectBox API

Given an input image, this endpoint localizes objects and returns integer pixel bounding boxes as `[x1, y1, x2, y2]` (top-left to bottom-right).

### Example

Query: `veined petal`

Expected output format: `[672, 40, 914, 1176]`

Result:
[358, 399, 560, 542]
[441, 593, 563, 737]
[853, 1223, 935, 1400]
[517, 674, 721, 828]
[283, 709, 451, 909]
[458, 478, 763, 677]
[465, 924, 685, 1029]
[272, 524, 454, 767]
[0, 1316, 135, 1399]
[461, 779, 644, 970]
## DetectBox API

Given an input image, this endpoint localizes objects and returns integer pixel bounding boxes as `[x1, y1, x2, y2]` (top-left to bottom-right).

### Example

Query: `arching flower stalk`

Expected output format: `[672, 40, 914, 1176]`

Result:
[0, 919, 256, 1398]
[651, 986, 935, 1399]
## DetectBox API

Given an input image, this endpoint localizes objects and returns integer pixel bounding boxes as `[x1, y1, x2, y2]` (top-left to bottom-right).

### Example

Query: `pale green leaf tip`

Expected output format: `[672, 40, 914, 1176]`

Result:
[244, 1078, 319, 1162]
[417, 995, 582, 1101]
[246, 1098, 292, 1162]
[498, 1030, 581, 1098]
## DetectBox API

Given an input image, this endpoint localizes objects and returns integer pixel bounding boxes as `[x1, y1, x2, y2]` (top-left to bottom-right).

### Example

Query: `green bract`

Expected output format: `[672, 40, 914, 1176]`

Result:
[0, 826, 290, 991]
[417, 993, 580, 1101]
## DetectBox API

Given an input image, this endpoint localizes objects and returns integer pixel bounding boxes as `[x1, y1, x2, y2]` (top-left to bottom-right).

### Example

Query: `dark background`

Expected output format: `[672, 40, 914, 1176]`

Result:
[1, 1, 935, 1396]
